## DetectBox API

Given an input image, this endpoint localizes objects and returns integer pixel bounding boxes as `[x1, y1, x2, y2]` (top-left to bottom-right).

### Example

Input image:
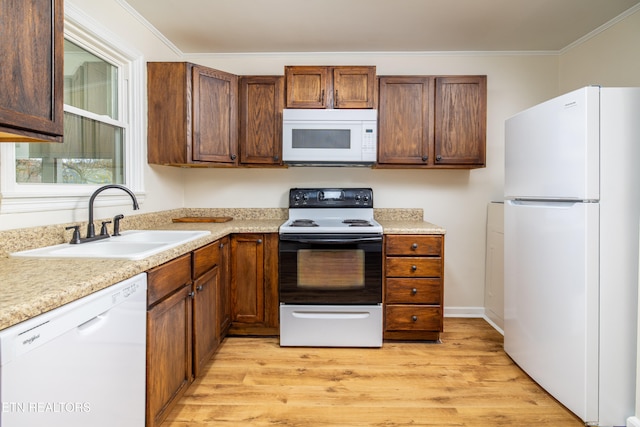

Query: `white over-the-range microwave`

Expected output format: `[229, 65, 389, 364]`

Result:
[282, 109, 377, 166]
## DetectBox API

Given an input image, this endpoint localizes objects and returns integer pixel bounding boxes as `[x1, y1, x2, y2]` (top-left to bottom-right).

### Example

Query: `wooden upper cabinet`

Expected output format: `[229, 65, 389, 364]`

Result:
[147, 62, 238, 166]
[0, 0, 63, 142]
[434, 76, 487, 167]
[238, 76, 285, 166]
[192, 66, 238, 163]
[377, 75, 487, 169]
[285, 66, 376, 109]
[378, 76, 434, 165]
[285, 66, 328, 108]
[332, 67, 376, 109]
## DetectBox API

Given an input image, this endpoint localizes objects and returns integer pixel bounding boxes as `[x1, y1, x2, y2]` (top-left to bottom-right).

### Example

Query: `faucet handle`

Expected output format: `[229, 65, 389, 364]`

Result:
[100, 220, 112, 237]
[65, 225, 81, 244]
[113, 214, 125, 236]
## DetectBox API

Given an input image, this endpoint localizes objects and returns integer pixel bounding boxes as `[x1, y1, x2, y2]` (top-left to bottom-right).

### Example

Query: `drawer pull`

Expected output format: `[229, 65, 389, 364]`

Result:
[411, 288, 418, 294]
[411, 265, 417, 271]
[412, 315, 418, 322]
[411, 243, 418, 249]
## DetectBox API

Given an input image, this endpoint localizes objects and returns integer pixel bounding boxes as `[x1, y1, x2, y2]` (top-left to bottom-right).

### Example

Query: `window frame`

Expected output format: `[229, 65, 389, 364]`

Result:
[0, 5, 145, 214]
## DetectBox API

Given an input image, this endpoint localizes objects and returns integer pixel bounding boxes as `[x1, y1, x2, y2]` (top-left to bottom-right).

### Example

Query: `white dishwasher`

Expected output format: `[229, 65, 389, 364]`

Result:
[0, 272, 147, 427]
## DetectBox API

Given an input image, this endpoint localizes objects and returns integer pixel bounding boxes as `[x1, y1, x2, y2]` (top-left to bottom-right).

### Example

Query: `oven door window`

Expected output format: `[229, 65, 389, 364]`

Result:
[297, 249, 364, 289]
[279, 236, 382, 304]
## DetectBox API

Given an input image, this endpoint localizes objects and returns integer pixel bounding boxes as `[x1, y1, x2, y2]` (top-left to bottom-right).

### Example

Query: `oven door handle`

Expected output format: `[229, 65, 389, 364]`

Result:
[279, 236, 383, 244]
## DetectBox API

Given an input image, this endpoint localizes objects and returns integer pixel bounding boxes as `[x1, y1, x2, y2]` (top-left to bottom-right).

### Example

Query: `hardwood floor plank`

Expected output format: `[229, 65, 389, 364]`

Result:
[161, 318, 583, 427]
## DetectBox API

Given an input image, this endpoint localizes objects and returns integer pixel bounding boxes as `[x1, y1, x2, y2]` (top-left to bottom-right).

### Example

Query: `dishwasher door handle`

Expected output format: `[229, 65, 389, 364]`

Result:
[77, 310, 110, 333]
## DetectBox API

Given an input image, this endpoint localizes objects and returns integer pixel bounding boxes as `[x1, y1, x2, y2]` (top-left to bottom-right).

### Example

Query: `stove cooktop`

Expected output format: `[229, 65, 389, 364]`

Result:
[280, 188, 382, 234]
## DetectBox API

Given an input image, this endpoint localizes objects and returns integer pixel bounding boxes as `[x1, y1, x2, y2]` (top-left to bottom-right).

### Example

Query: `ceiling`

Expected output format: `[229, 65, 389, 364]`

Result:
[122, 0, 640, 54]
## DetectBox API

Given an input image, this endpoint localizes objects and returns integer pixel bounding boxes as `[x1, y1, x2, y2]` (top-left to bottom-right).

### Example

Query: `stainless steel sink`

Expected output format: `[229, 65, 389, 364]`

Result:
[11, 230, 211, 260]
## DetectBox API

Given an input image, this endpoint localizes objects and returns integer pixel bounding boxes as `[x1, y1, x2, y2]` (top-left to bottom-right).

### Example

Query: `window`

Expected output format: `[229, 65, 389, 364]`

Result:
[0, 6, 145, 213]
[16, 40, 124, 185]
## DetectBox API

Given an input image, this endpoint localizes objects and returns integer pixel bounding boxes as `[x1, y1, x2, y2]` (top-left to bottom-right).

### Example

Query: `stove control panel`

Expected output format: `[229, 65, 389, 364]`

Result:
[289, 188, 373, 208]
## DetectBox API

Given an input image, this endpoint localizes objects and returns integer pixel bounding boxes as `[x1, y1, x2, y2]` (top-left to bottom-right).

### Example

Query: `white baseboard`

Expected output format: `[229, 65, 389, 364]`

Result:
[628, 416, 640, 427]
[444, 306, 504, 336]
[444, 306, 485, 318]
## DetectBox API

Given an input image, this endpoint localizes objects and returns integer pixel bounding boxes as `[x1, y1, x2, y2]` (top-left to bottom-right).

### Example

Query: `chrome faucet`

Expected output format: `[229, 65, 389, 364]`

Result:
[85, 184, 139, 241]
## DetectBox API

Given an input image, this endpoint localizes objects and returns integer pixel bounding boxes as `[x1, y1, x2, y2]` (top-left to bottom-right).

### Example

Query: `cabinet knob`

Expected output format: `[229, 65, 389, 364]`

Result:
[435, 155, 442, 162]
[412, 315, 418, 322]
[421, 155, 428, 162]
[411, 243, 418, 249]
[196, 285, 203, 291]
[257, 239, 262, 244]
[188, 291, 195, 298]
[273, 155, 279, 161]
[230, 154, 237, 160]
[219, 243, 224, 248]
[411, 265, 417, 271]
[411, 288, 418, 294]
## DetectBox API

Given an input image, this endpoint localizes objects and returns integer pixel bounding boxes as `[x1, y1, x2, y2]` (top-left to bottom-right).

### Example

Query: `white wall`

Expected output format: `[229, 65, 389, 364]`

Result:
[559, 7, 640, 92]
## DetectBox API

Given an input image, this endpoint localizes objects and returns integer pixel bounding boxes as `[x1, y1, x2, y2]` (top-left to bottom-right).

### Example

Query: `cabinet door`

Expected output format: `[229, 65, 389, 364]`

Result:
[231, 234, 265, 324]
[378, 76, 434, 165]
[146, 285, 193, 427]
[217, 237, 232, 338]
[193, 266, 219, 377]
[333, 66, 376, 109]
[239, 76, 285, 165]
[192, 65, 238, 164]
[230, 233, 279, 334]
[147, 62, 190, 165]
[434, 76, 486, 166]
[0, 0, 63, 142]
[285, 66, 329, 108]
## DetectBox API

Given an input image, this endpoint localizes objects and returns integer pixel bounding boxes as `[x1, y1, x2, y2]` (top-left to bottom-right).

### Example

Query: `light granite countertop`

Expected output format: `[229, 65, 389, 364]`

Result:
[0, 208, 444, 331]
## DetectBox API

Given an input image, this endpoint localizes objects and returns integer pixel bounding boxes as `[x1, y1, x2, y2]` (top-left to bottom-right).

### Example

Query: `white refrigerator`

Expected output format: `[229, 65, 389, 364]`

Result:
[504, 86, 640, 426]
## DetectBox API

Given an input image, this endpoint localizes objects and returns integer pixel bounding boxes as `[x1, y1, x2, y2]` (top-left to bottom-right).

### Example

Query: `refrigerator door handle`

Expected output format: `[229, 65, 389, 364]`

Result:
[509, 200, 582, 208]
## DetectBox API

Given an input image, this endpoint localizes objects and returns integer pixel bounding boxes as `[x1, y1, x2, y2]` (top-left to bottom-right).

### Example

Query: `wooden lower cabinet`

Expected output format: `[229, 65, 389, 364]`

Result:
[384, 234, 444, 341]
[192, 266, 219, 377]
[146, 254, 193, 427]
[146, 238, 229, 427]
[229, 233, 279, 335]
[216, 237, 232, 340]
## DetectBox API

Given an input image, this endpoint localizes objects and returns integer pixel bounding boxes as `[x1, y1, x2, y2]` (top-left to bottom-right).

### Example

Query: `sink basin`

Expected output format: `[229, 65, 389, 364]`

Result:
[11, 230, 211, 260]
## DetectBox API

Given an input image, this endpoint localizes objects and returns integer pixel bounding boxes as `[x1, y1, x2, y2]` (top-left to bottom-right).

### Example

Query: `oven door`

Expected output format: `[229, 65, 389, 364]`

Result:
[279, 233, 382, 304]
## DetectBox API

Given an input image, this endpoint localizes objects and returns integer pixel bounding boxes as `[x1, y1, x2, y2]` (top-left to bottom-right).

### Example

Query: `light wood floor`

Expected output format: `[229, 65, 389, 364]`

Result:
[161, 318, 583, 426]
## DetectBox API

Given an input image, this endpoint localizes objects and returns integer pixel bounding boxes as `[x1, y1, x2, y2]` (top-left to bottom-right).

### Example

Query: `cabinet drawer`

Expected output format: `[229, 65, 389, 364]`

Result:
[386, 257, 442, 277]
[385, 278, 441, 304]
[147, 254, 192, 307]
[193, 240, 221, 278]
[385, 235, 442, 256]
[385, 305, 442, 331]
